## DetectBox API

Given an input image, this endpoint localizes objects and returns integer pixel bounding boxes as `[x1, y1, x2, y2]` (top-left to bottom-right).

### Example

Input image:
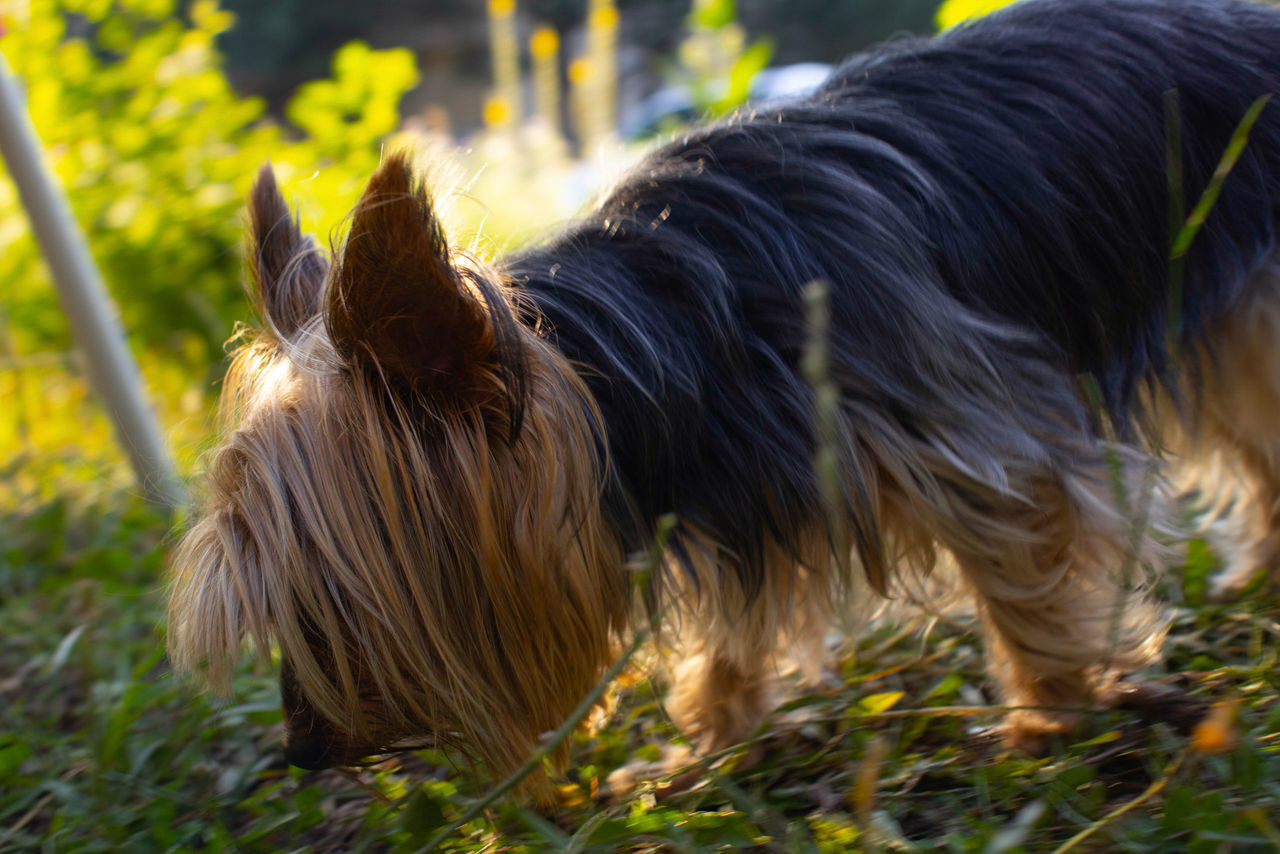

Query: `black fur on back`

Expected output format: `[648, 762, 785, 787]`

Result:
[504, 0, 1280, 594]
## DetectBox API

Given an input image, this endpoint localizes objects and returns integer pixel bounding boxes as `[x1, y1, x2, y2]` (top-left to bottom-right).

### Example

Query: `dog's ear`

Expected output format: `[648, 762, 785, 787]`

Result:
[248, 163, 329, 338]
[326, 152, 494, 396]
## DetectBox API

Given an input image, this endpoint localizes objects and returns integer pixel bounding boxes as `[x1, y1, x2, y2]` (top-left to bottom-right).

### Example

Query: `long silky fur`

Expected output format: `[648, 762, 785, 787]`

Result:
[170, 0, 1280, 787]
[516, 0, 1280, 596]
[168, 324, 628, 779]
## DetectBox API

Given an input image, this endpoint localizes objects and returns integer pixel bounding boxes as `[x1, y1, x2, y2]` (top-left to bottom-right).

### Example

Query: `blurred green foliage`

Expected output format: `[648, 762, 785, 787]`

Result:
[0, 0, 419, 365]
[677, 0, 773, 117]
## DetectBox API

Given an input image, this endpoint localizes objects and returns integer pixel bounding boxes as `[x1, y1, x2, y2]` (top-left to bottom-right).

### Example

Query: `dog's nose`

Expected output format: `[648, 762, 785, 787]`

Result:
[282, 737, 334, 771]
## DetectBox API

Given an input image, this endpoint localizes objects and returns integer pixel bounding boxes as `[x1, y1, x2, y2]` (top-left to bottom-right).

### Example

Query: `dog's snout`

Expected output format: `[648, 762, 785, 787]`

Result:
[281, 666, 338, 770]
[282, 735, 335, 771]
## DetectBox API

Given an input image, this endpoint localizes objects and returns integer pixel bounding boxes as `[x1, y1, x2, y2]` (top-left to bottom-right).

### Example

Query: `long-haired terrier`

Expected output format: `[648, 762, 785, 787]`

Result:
[169, 0, 1280, 785]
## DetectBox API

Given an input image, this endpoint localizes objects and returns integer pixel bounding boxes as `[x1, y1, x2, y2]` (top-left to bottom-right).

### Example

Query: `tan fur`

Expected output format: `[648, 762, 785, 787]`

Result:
[949, 468, 1167, 747]
[656, 388, 1170, 758]
[832, 411, 1169, 749]
[662, 527, 835, 752]
[1164, 258, 1280, 599]
[168, 327, 628, 780]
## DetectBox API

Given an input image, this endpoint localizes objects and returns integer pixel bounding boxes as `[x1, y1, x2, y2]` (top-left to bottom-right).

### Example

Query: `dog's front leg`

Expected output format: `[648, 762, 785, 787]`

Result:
[944, 464, 1167, 752]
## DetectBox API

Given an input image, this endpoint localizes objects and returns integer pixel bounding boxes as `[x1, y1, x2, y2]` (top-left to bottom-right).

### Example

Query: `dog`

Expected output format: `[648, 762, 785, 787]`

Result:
[168, 0, 1280, 787]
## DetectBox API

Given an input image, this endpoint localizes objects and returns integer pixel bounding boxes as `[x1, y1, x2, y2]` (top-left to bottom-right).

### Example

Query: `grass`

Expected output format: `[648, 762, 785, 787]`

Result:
[3, 396, 1280, 852]
[4, 30, 1280, 850]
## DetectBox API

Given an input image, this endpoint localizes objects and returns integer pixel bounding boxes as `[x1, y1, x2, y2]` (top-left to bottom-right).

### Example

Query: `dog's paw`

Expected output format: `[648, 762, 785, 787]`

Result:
[1205, 523, 1280, 602]
[996, 709, 1080, 756]
[1208, 564, 1274, 602]
[604, 737, 770, 803]
[604, 744, 702, 802]
[1207, 553, 1268, 602]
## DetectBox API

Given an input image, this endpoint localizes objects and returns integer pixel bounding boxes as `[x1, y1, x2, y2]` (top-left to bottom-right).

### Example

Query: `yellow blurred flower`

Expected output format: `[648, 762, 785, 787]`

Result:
[1191, 697, 1241, 755]
[590, 5, 619, 32]
[530, 27, 559, 59]
[483, 96, 512, 128]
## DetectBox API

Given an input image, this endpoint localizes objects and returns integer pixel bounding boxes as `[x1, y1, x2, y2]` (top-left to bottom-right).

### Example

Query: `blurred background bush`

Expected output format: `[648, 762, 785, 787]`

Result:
[0, 0, 996, 496]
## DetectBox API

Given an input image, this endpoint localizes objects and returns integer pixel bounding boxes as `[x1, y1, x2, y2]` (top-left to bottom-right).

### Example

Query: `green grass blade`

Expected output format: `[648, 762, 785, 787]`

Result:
[1171, 94, 1273, 260]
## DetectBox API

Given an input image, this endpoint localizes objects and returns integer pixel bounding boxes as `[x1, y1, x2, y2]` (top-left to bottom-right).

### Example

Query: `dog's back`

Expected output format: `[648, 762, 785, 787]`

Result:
[821, 0, 1280, 406]
[514, 0, 1280, 574]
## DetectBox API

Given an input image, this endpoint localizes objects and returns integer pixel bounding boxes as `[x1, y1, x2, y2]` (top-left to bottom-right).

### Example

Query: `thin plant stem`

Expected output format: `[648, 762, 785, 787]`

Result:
[1049, 750, 1186, 854]
[1164, 89, 1185, 359]
[1170, 94, 1273, 260]
[802, 280, 850, 579]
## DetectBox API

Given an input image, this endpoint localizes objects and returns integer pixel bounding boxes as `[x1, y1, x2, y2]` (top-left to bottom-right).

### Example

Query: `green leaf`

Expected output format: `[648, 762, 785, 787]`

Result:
[400, 787, 451, 837]
[691, 0, 736, 29]
[713, 38, 774, 115]
[1181, 538, 1217, 607]
[1074, 729, 1122, 748]
[0, 740, 33, 777]
[859, 691, 906, 715]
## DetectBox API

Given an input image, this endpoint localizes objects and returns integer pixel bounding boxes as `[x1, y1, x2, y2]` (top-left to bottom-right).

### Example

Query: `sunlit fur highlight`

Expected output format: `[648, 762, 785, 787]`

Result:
[1164, 258, 1280, 599]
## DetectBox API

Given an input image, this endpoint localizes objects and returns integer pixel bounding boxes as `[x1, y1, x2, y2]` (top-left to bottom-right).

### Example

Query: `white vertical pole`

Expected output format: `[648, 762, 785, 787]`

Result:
[0, 50, 185, 510]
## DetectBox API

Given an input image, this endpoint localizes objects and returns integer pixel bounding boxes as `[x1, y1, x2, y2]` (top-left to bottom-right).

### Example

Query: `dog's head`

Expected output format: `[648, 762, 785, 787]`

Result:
[168, 153, 625, 780]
